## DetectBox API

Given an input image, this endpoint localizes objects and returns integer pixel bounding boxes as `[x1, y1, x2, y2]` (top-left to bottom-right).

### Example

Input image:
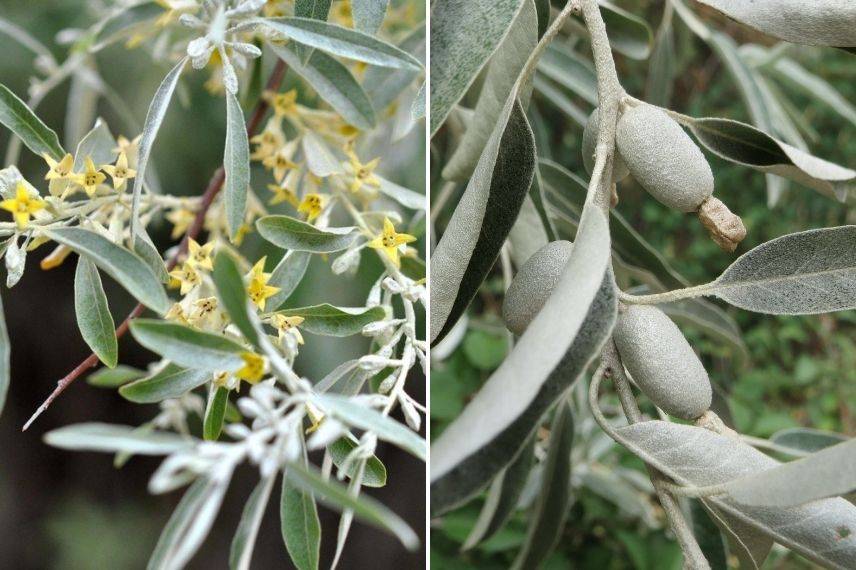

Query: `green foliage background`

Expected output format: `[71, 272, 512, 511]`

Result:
[430, 2, 856, 568]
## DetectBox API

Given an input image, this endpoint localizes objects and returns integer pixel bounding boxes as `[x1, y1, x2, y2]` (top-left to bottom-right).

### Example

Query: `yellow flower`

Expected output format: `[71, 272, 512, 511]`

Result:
[267, 89, 299, 118]
[267, 183, 299, 207]
[367, 217, 416, 268]
[166, 208, 196, 239]
[188, 296, 222, 329]
[169, 262, 201, 295]
[271, 314, 305, 345]
[0, 182, 46, 229]
[305, 402, 324, 433]
[297, 193, 326, 223]
[74, 156, 107, 197]
[236, 352, 266, 384]
[101, 152, 137, 191]
[113, 135, 141, 167]
[165, 303, 190, 325]
[345, 150, 381, 194]
[246, 257, 280, 311]
[40, 244, 72, 270]
[233, 223, 252, 246]
[187, 239, 215, 271]
[250, 121, 285, 162]
[43, 153, 74, 181]
[263, 146, 299, 183]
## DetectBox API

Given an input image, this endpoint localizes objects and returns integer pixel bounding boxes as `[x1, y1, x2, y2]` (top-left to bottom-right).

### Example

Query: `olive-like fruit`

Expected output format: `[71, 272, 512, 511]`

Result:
[613, 305, 712, 420]
[502, 241, 573, 336]
[583, 108, 629, 183]
[616, 105, 714, 213]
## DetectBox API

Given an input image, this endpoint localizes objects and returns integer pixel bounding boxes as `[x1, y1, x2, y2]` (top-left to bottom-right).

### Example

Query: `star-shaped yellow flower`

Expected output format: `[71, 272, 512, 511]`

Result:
[246, 257, 280, 311]
[0, 182, 46, 229]
[165, 303, 190, 325]
[101, 152, 137, 191]
[250, 121, 285, 162]
[346, 150, 381, 194]
[270, 314, 305, 345]
[43, 153, 74, 181]
[169, 262, 201, 295]
[236, 352, 266, 384]
[263, 147, 299, 183]
[74, 156, 107, 197]
[267, 183, 299, 207]
[367, 217, 416, 268]
[267, 89, 299, 118]
[297, 193, 326, 223]
[186, 239, 215, 271]
[166, 208, 196, 239]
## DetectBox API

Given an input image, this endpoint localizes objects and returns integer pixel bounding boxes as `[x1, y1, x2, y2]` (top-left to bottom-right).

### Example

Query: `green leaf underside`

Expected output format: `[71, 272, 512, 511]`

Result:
[213, 252, 262, 349]
[129, 320, 245, 372]
[224, 90, 251, 240]
[269, 304, 385, 336]
[44, 422, 192, 455]
[73, 118, 117, 171]
[431, 100, 536, 344]
[281, 470, 322, 570]
[267, 251, 312, 311]
[120, 365, 212, 404]
[256, 215, 357, 253]
[88, 365, 144, 388]
[328, 437, 387, 487]
[0, 82, 64, 159]
[74, 257, 118, 368]
[203, 385, 229, 441]
[230, 475, 275, 570]
[351, 0, 389, 34]
[771, 427, 849, 455]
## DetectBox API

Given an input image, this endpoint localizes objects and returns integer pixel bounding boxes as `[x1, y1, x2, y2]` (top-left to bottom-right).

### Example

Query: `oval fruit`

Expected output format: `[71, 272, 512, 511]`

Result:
[616, 105, 714, 213]
[582, 108, 629, 182]
[502, 241, 573, 335]
[613, 305, 712, 419]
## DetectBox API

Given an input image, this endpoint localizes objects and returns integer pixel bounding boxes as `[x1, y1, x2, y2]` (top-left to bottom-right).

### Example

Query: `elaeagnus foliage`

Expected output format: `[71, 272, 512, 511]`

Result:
[430, 0, 856, 568]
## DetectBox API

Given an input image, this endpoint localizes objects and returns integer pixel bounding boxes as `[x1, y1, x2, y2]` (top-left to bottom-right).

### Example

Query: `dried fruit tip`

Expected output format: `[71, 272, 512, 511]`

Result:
[697, 196, 747, 253]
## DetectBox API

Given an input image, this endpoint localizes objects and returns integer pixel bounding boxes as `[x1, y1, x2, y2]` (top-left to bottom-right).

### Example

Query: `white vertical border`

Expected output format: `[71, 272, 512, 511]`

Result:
[422, 0, 432, 566]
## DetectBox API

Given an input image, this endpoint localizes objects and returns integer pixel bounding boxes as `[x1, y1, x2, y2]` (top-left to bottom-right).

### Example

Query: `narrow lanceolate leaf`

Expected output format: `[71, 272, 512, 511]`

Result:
[689, 501, 729, 570]
[431, 100, 535, 344]
[429, 0, 524, 135]
[269, 304, 384, 337]
[770, 57, 856, 128]
[257, 18, 421, 71]
[148, 475, 231, 570]
[701, 500, 772, 570]
[256, 215, 357, 253]
[0, 293, 11, 416]
[132, 228, 170, 283]
[314, 394, 427, 461]
[74, 257, 118, 368]
[706, 226, 856, 315]
[614, 421, 856, 568]
[688, 114, 855, 202]
[431, 208, 617, 515]
[723, 438, 856, 508]
[351, 0, 388, 34]
[286, 463, 419, 550]
[442, 0, 537, 181]
[129, 319, 246, 372]
[267, 251, 312, 311]
[294, 0, 331, 20]
[301, 131, 342, 177]
[363, 26, 424, 111]
[646, 6, 675, 107]
[224, 90, 250, 241]
[120, 365, 212, 404]
[328, 437, 387, 488]
[537, 43, 599, 106]
[698, 0, 856, 48]
[377, 176, 425, 210]
[513, 401, 574, 570]
[463, 435, 534, 550]
[213, 252, 261, 349]
[44, 423, 192, 455]
[88, 365, 145, 388]
[771, 427, 849, 456]
[270, 46, 375, 131]
[73, 118, 117, 171]
[46, 228, 169, 314]
[230, 475, 275, 570]
[130, 57, 187, 241]
[0, 82, 64, 159]
[203, 386, 229, 441]
[281, 470, 321, 570]
[598, 1, 654, 60]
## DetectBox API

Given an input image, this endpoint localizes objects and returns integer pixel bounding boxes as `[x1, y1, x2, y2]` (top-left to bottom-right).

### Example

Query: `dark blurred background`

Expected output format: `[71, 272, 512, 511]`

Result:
[0, 1, 425, 568]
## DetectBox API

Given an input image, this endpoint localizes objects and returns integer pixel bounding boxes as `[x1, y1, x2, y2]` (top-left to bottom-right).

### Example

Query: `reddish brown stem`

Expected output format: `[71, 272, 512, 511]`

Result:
[23, 60, 288, 431]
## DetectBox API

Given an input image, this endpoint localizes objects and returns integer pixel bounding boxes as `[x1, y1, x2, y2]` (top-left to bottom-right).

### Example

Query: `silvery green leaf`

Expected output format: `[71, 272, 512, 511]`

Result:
[281, 469, 321, 570]
[463, 435, 534, 550]
[257, 18, 421, 71]
[230, 474, 275, 570]
[410, 82, 425, 122]
[431, 208, 616, 515]
[87, 365, 144, 388]
[256, 215, 357, 253]
[267, 251, 311, 310]
[376, 175, 424, 210]
[268, 304, 385, 337]
[771, 427, 849, 456]
[314, 394, 426, 461]
[328, 437, 387, 487]
[286, 463, 419, 550]
[0, 293, 9, 416]
[44, 422, 193, 455]
[212, 252, 262, 349]
[0, 15, 55, 63]
[203, 385, 229, 441]
[46, 227, 170, 314]
[224, 90, 250, 241]
[685, 116, 855, 202]
[614, 420, 856, 568]
[767, 57, 856, 129]
[700, 501, 772, 570]
[429, 0, 524, 135]
[431, 99, 535, 343]
[4, 237, 24, 288]
[705, 226, 856, 314]
[269, 43, 376, 130]
[120, 365, 211, 404]
[65, 66, 100, 151]
[148, 475, 231, 570]
[351, 0, 388, 34]
[536, 43, 598, 105]
[129, 319, 246, 372]
[709, 33, 773, 131]
[442, 0, 537, 181]
[512, 401, 573, 569]
[646, 6, 675, 107]
[689, 500, 729, 570]
[754, 73, 807, 151]
[508, 194, 549, 269]
[698, 0, 856, 48]
[132, 228, 170, 283]
[130, 57, 187, 241]
[363, 27, 424, 112]
[0, 82, 64, 159]
[74, 257, 118, 368]
[532, 75, 588, 126]
[92, 1, 164, 50]
[301, 131, 342, 177]
[72, 117, 116, 171]
[659, 297, 749, 367]
[722, 438, 856, 507]
[294, 0, 332, 20]
[598, 1, 653, 60]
